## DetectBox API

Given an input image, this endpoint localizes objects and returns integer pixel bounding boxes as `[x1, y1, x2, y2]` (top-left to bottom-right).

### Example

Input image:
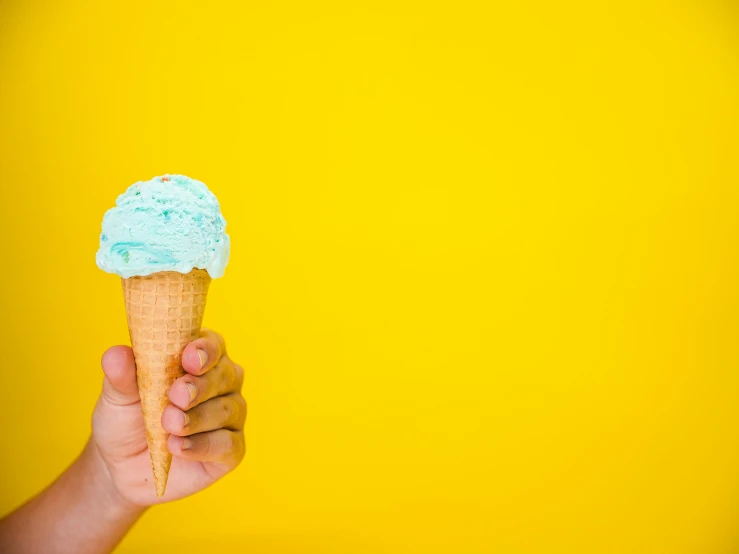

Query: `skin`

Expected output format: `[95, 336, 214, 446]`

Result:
[0, 329, 246, 554]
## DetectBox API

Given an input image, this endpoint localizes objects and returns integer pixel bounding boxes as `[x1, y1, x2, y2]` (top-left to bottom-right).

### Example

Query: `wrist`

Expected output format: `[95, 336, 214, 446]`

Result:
[79, 439, 147, 521]
[0, 439, 148, 554]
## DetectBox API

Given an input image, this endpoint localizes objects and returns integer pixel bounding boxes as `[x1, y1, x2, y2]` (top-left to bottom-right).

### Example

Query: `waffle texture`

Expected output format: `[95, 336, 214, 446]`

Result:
[122, 269, 211, 496]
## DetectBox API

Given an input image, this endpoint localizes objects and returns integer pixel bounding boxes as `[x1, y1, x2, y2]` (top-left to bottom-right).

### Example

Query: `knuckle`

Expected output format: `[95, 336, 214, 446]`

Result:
[235, 395, 247, 421]
[204, 328, 226, 356]
[235, 433, 246, 462]
[222, 431, 235, 453]
[217, 333, 227, 355]
[221, 397, 234, 419]
[202, 433, 213, 456]
[219, 367, 231, 391]
[233, 363, 245, 387]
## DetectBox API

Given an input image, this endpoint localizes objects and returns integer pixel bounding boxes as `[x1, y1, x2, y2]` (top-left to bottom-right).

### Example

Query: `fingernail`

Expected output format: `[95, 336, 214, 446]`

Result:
[182, 410, 190, 427]
[185, 382, 198, 403]
[182, 437, 193, 450]
[197, 349, 208, 369]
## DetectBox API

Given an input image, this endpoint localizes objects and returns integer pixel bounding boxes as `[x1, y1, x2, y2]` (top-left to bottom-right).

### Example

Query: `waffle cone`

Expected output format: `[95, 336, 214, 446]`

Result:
[122, 269, 211, 497]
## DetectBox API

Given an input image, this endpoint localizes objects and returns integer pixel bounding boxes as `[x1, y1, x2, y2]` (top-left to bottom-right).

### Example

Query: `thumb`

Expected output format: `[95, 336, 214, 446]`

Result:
[101, 346, 140, 405]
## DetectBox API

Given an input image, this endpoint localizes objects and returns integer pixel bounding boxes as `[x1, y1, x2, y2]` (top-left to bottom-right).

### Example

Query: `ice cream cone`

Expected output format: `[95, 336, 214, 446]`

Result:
[122, 268, 211, 497]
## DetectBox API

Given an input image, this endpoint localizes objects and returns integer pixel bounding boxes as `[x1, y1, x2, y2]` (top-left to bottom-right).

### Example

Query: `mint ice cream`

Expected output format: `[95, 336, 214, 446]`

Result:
[96, 174, 230, 279]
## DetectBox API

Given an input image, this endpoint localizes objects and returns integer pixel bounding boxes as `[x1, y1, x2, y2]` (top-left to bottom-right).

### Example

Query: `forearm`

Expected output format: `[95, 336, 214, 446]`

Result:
[0, 440, 146, 554]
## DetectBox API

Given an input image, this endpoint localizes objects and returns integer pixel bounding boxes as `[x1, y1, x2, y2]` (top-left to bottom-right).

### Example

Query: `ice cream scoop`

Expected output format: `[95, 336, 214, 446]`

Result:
[96, 174, 230, 279]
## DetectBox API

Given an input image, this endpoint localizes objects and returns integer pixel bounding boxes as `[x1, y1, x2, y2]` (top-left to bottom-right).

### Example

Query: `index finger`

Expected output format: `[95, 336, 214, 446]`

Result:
[182, 328, 226, 376]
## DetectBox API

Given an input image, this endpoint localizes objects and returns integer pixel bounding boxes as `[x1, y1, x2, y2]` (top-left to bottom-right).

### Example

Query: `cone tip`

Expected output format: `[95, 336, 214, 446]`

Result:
[155, 475, 168, 497]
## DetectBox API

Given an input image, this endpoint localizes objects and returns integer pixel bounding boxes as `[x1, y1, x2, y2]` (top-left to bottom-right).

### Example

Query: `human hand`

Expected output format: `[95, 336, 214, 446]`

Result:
[90, 329, 246, 506]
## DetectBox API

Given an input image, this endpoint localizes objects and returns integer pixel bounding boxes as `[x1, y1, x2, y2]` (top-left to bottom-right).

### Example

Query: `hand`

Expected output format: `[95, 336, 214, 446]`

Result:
[90, 329, 246, 506]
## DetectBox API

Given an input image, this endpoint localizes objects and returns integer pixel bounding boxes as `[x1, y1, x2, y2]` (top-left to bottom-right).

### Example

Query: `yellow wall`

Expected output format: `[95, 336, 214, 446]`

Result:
[1, 1, 738, 552]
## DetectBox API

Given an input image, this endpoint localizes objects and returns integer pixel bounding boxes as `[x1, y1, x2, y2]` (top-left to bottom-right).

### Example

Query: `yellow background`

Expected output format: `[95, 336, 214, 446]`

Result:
[1, 1, 738, 552]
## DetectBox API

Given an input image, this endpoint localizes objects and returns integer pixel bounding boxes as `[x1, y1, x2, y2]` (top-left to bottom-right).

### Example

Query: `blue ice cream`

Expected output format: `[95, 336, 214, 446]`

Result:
[96, 174, 230, 279]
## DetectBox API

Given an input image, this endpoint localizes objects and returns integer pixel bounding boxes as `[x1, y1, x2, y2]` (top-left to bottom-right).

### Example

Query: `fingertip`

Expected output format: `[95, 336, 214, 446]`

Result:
[100, 345, 139, 404]
[168, 434, 195, 455]
[168, 434, 185, 454]
[101, 345, 135, 379]
[162, 405, 188, 435]
[181, 344, 207, 375]
[101, 345, 132, 367]
[168, 379, 196, 410]
[182, 333, 222, 375]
